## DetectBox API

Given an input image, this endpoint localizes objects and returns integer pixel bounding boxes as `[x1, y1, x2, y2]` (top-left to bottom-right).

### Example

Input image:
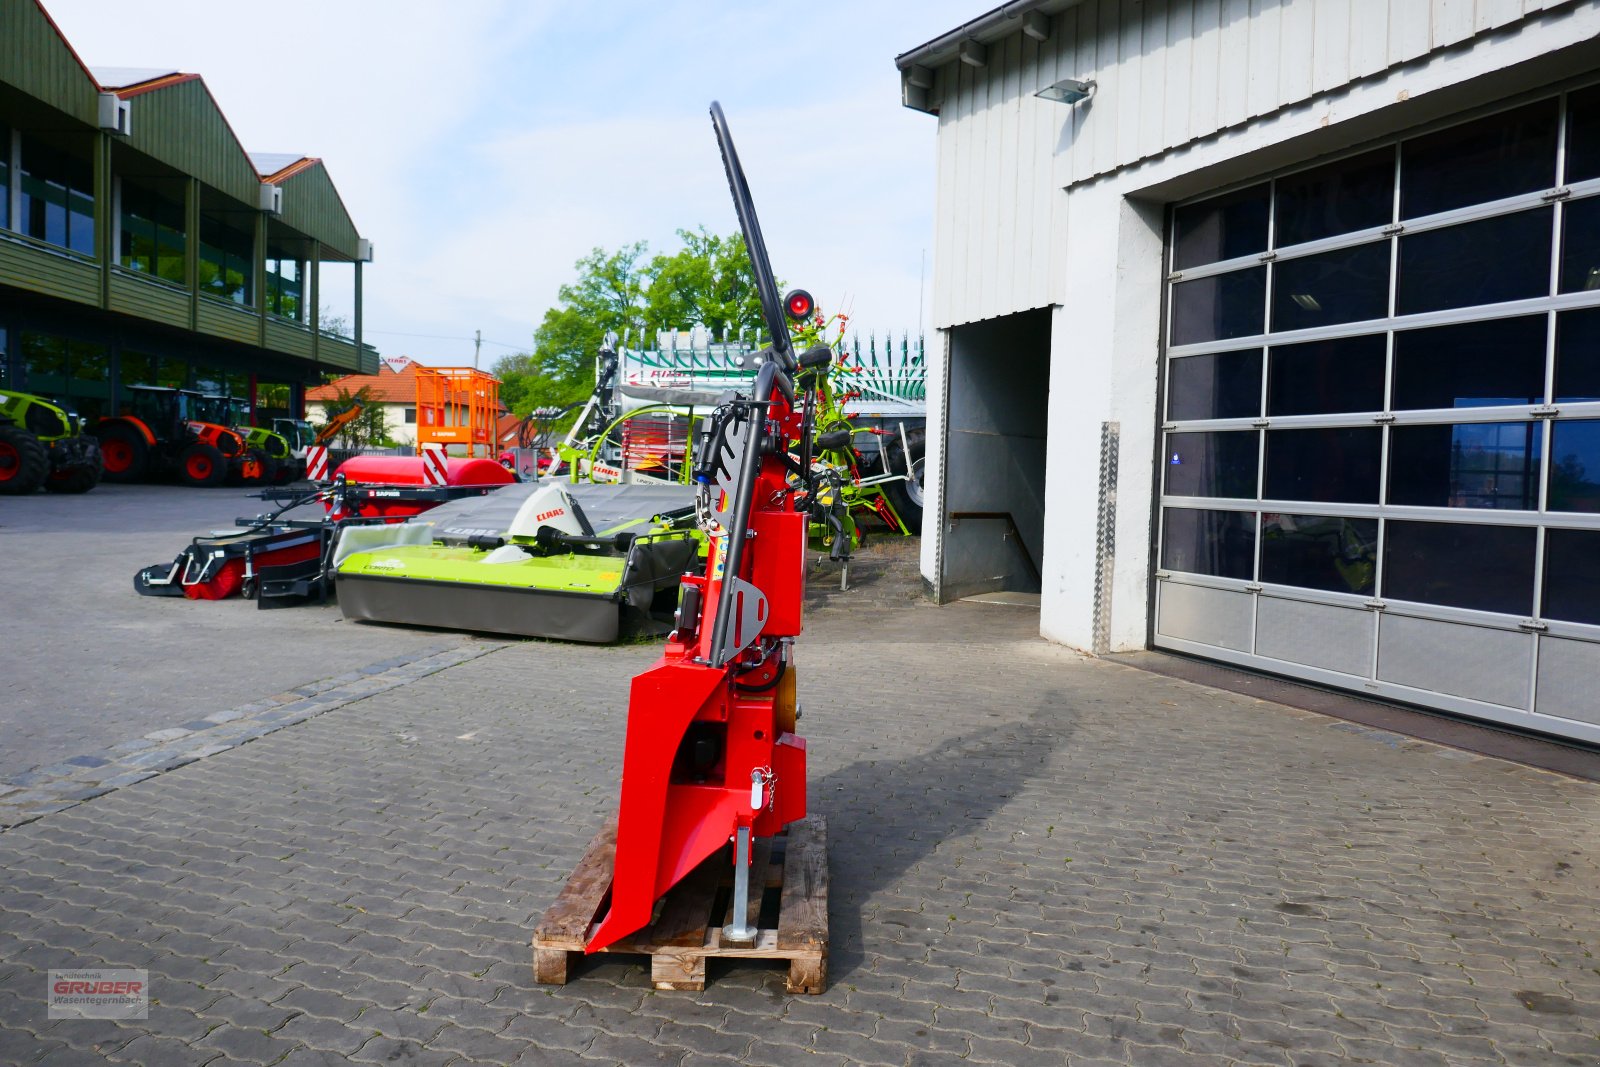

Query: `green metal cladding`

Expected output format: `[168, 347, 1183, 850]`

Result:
[277, 163, 361, 262]
[120, 78, 261, 207]
[0, 2, 98, 124]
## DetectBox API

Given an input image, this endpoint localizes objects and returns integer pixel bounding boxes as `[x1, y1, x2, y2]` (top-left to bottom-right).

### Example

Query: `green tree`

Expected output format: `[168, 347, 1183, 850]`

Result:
[504, 231, 768, 416]
[644, 227, 765, 340]
[492, 352, 588, 415]
[529, 242, 650, 396]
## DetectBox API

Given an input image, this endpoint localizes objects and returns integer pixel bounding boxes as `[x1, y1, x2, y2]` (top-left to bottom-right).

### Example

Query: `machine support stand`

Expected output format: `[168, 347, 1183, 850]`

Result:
[722, 826, 757, 944]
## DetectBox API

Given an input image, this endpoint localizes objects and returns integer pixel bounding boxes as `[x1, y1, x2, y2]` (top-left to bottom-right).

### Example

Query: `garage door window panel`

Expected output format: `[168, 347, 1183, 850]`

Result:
[1391, 316, 1547, 410]
[1268, 335, 1387, 416]
[1400, 99, 1559, 219]
[1274, 148, 1395, 248]
[1555, 307, 1600, 403]
[1172, 183, 1270, 270]
[1270, 242, 1391, 332]
[1565, 85, 1600, 185]
[1161, 507, 1256, 580]
[1389, 422, 1542, 510]
[1167, 348, 1262, 421]
[1543, 528, 1600, 625]
[1164, 431, 1259, 498]
[1558, 195, 1600, 294]
[1396, 208, 1554, 315]
[1263, 427, 1382, 504]
[1260, 513, 1378, 595]
[1383, 520, 1536, 615]
[1171, 267, 1267, 346]
[1548, 420, 1600, 512]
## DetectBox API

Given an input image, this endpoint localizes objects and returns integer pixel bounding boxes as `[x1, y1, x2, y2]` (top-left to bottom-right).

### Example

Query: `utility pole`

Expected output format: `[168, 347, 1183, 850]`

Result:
[474, 329, 482, 370]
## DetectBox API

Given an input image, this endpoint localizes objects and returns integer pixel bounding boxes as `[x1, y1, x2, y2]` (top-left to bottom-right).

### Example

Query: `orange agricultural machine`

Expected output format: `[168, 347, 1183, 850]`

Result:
[415, 367, 499, 458]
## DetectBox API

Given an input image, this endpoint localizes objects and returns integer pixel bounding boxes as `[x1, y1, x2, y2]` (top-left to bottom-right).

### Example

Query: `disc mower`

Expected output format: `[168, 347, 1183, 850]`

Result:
[96, 386, 264, 486]
[583, 102, 841, 952]
[0, 389, 103, 494]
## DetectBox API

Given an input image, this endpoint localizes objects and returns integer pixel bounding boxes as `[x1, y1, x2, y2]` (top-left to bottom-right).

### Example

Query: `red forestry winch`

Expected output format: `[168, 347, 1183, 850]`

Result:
[585, 103, 835, 953]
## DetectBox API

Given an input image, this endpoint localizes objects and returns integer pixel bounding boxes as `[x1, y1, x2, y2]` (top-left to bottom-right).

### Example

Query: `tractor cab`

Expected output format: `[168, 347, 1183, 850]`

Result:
[272, 419, 317, 451]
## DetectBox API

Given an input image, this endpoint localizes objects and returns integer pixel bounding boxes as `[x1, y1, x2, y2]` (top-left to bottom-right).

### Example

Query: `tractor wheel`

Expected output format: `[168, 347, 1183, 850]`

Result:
[178, 442, 228, 487]
[272, 458, 301, 485]
[96, 423, 150, 483]
[45, 462, 103, 494]
[883, 427, 926, 534]
[0, 424, 48, 494]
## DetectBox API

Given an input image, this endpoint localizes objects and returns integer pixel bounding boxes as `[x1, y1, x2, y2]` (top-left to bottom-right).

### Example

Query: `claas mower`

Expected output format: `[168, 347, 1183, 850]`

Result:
[584, 102, 838, 952]
[95, 386, 264, 486]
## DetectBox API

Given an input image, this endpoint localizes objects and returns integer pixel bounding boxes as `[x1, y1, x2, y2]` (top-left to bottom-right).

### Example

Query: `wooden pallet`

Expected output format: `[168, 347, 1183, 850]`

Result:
[533, 815, 828, 993]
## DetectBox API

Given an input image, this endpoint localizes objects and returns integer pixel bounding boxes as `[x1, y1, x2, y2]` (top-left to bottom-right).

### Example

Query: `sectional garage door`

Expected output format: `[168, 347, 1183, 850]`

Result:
[1154, 83, 1600, 743]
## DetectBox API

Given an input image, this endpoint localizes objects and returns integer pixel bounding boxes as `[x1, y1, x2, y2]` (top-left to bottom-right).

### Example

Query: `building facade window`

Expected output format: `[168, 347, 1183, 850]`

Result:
[199, 211, 253, 304]
[119, 178, 186, 283]
[0, 124, 10, 231]
[265, 249, 303, 320]
[403, 405, 416, 424]
[18, 134, 94, 255]
[120, 350, 189, 393]
[20, 332, 110, 420]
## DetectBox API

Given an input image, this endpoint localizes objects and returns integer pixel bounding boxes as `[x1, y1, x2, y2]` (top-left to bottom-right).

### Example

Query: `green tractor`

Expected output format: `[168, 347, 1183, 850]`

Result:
[0, 389, 104, 494]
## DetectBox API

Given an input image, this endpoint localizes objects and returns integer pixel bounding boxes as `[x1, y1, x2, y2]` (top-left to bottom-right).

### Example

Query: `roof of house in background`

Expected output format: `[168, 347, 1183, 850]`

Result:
[496, 413, 524, 443]
[305, 362, 420, 405]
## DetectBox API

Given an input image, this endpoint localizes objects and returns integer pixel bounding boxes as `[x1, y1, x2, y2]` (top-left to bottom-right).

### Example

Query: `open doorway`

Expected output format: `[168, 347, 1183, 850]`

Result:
[938, 308, 1052, 603]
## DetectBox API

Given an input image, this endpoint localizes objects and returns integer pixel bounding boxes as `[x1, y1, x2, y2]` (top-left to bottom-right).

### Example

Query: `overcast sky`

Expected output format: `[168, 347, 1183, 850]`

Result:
[45, 1, 981, 366]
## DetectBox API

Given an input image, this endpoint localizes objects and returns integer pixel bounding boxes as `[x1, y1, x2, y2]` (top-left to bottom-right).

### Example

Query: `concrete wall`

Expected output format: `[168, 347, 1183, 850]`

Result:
[919, 0, 1600, 651]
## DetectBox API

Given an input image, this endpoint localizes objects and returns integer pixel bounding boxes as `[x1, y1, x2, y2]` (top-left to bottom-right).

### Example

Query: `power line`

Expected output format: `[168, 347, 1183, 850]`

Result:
[363, 328, 526, 350]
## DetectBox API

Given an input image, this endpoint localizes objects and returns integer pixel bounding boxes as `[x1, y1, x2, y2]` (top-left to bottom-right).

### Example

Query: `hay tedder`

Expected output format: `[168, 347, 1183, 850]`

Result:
[533, 104, 835, 980]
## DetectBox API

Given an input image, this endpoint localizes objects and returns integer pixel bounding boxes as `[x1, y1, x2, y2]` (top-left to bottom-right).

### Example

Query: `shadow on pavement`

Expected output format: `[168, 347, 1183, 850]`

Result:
[814, 698, 1069, 983]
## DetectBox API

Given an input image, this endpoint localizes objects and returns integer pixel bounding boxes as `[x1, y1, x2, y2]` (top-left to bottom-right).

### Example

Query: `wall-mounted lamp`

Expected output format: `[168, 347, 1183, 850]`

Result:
[1035, 77, 1096, 105]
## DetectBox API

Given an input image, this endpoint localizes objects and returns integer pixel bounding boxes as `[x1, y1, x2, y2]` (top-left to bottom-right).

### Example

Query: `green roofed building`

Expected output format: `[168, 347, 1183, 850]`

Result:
[0, 0, 377, 425]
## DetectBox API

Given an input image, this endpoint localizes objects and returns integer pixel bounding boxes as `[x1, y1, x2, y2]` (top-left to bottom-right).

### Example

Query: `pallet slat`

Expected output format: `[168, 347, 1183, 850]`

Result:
[532, 815, 827, 993]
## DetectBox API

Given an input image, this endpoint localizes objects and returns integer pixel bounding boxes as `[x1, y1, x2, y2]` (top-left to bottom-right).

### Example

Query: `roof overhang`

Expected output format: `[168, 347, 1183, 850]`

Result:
[895, 0, 1088, 114]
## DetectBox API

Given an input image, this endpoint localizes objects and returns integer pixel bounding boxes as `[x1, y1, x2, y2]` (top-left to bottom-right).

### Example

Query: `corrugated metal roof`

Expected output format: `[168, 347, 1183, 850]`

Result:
[92, 66, 180, 89]
[249, 152, 310, 179]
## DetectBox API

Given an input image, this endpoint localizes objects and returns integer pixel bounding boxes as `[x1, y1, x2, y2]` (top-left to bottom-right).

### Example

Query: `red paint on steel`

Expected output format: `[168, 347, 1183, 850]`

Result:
[332, 455, 514, 488]
[0, 440, 17, 480]
[587, 371, 809, 954]
[182, 538, 322, 600]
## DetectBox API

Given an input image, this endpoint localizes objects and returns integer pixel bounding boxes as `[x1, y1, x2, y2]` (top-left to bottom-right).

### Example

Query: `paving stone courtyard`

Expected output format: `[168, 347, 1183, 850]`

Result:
[1, 546, 1597, 1065]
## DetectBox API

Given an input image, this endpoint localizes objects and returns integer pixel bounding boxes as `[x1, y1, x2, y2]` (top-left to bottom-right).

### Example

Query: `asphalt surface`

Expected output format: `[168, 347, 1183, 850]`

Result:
[0, 494, 1596, 1065]
[0, 483, 473, 780]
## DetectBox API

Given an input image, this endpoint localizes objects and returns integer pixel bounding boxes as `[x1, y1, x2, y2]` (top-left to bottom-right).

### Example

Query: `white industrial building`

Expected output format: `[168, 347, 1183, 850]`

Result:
[899, 0, 1600, 742]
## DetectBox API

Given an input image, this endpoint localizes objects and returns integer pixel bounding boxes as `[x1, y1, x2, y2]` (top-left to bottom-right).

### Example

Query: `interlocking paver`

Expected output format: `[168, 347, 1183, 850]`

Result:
[0, 543, 1596, 1066]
